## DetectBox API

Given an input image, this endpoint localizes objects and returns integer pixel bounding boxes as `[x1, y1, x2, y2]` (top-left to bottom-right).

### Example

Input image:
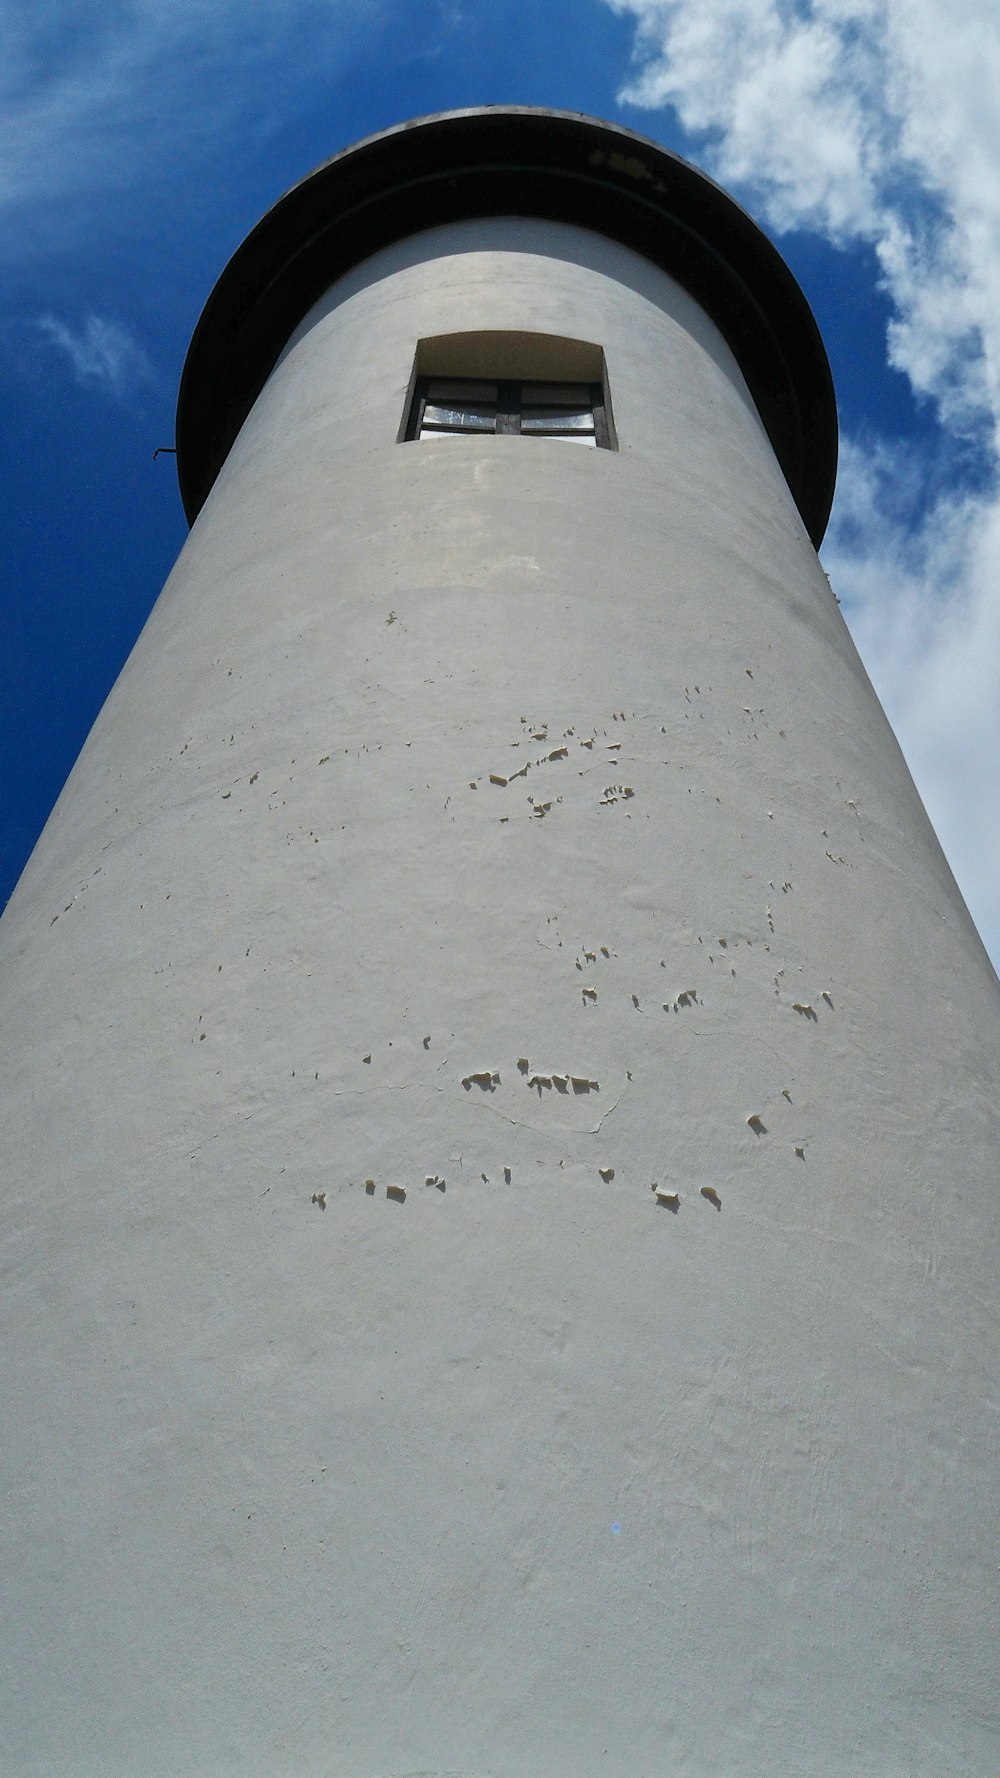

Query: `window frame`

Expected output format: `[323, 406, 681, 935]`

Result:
[405, 376, 612, 449]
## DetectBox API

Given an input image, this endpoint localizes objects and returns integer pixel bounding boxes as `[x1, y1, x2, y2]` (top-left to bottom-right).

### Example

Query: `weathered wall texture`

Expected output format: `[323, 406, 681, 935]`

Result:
[2, 219, 998, 1777]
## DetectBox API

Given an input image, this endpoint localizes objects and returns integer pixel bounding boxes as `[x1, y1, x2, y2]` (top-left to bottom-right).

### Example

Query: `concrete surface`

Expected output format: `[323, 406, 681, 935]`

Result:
[1, 215, 998, 1777]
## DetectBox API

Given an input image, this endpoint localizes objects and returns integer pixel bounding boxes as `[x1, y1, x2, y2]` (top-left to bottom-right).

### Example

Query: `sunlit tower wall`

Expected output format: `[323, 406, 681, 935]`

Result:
[2, 110, 998, 1778]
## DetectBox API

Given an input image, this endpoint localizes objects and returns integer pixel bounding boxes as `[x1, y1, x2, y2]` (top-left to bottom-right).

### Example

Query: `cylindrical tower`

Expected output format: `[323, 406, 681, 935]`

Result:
[2, 111, 997, 1777]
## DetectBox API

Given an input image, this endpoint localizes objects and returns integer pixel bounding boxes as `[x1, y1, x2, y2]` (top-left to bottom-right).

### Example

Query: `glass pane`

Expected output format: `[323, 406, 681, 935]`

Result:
[521, 407, 595, 433]
[421, 403, 496, 431]
[418, 428, 473, 441]
[522, 382, 593, 405]
[425, 380, 497, 401]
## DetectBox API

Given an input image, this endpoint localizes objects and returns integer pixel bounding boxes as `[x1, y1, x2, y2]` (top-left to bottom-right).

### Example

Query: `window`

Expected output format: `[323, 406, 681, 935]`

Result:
[406, 377, 612, 449]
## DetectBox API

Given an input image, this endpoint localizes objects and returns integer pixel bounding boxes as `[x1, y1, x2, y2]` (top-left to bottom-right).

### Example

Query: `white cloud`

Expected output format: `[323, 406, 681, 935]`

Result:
[35, 312, 154, 398]
[825, 440, 1000, 964]
[605, 0, 1000, 423]
[605, 0, 1000, 965]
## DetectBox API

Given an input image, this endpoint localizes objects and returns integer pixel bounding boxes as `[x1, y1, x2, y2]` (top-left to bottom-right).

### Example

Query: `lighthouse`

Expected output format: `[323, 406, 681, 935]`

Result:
[2, 108, 998, 1775]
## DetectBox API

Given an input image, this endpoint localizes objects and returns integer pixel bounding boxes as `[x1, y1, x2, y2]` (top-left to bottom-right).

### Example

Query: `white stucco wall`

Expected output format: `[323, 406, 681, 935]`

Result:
[1, 218, 998, 1777]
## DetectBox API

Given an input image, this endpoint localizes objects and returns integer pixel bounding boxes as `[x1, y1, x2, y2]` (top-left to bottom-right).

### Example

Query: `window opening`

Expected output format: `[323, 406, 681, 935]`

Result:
[407, 377, 611, 449]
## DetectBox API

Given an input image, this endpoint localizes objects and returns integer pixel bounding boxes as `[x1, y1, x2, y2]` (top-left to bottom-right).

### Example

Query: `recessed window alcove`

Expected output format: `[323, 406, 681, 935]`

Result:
[401, 332, 616, 450]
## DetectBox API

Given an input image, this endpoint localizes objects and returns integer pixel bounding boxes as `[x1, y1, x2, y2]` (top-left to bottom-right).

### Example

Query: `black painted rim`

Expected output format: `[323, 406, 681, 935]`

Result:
[176, 107, 837, 544]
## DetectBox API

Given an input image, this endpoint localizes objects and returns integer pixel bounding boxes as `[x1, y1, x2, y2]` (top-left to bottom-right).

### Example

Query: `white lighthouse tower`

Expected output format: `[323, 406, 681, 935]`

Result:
[2, 110, 998, 1776]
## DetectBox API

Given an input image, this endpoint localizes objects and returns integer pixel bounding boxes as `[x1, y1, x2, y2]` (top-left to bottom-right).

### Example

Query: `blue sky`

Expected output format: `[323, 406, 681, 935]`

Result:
[3, 0, 999, 963]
